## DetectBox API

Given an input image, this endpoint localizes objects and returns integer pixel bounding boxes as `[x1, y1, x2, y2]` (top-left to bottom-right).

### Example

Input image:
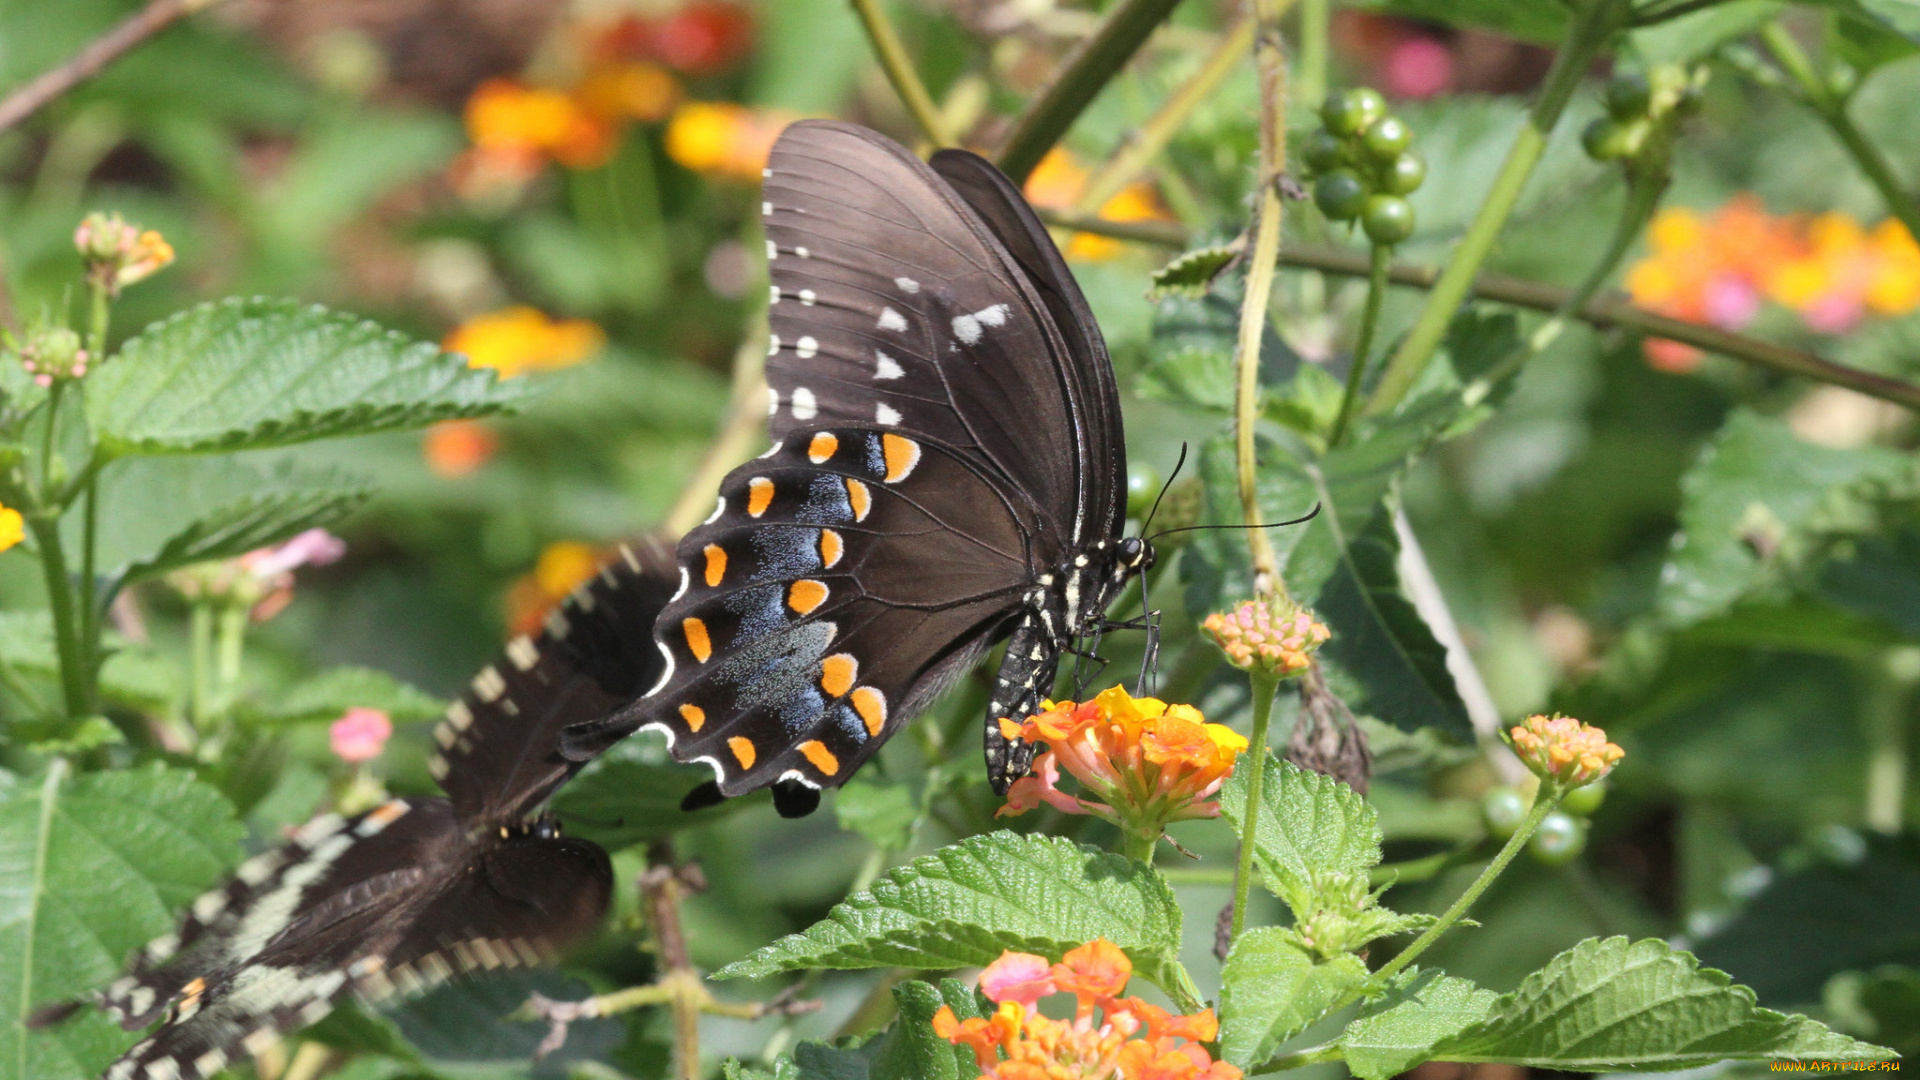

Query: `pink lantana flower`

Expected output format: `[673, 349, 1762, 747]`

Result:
[330, 707, 393, 764]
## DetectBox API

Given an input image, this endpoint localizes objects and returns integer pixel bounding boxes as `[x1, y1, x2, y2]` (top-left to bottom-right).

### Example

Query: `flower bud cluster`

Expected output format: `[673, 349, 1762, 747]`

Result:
[74, 211, 175, 296]
[1201, 595, 1330, 679]
[1507, 713, 1624, 788]
[16, 327, 88, 388]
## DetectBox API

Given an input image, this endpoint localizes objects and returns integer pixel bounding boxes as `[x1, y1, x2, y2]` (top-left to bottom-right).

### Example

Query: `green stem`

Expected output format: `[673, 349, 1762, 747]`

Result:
[996, 0, 1188, 184]
[1121, 828, 1159, 865]
[26, 516, 88, 720]
[1328, 243, 1392, 448]
[1372, 784, 1564, 984]
[1074, 14, 1262, 214]
[849, 0, 954, 148]
[38, 381, 63, 499]
[78, 482, 97, 704]
[1363, 0, 1629, 419]
[1468, 153, 1668, 400]
[1295, 0, 1329, 109]
[1040, 210, 1920, 411]
[86, 280, 109, 358]
[1233, 0, 1290, 597]
[188, 602, 212, 732]
[1230, 674, 1282, 941]
[215, 601, 246, 711]
[1759, 21, 1920, 246]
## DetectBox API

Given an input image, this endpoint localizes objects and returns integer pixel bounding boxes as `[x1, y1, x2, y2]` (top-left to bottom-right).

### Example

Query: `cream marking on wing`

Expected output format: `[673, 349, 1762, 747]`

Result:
[507, 635, 539, 670]
[894, 276, 920, 293]
[874, 351, 904, 380]
[877, 307, 907, 332]
[875, 402, 901, 425]
[952, 304, 1011, 345]
[796, 336, 819, 358]
[791, 387, 818, 419]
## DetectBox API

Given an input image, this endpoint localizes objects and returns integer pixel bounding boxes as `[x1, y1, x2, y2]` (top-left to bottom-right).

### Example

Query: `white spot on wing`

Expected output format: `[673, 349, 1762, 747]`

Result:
[952, 304, 1011, 345]
[799, 288, 816, 306]
[876, 402, 901, 425]
[767, 386, 780, 416]
[797, 336, 819, 359]
[791, 387, 818, 419]
[768, 333, 781, 356]
[769, 285, 780, 304]
[507, 635, 539, 670]
[796, 246, 810, 258]
[894, 276, 920, 294]
[762, 201, 772, 216]
[874, 351, 904, 380]
[766, 240, 777, 260]
[877, 307, 907, 333]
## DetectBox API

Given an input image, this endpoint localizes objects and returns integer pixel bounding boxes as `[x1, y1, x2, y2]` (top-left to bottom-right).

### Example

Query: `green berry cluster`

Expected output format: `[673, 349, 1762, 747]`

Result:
[1481, 779, 1609, 865]
[1302, 87, 1425, 246]
[1582, 67, 1703, 164]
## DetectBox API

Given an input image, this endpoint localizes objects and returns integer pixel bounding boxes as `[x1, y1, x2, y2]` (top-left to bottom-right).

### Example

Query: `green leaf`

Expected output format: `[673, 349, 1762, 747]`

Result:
[1363, 0, 1566, 42]
[1632, 1, 1783, 65]
[1340, 968, 1498, 1080]
[871, 979, 988, 1080]
[247, 666, 444, 725]
[1317, 508, 1472, 739]
[552, 734, 757, 853]
[3, 763, 244, 1080]
[1148, 245, 1240, 300]
[87, 297, 533, 456]
[0, 613, 178, 714]
[835, 778, 920, 853]
[1218, 752, 1381, 919]
[1218, 927, 1370, 1066]
[1429, 937, 1895, 1069]
[83, 455, 370, 584]
[1137, 344, 1237, 413]
[713, 832, 1185, 992]
[1659, 409, 1919, 628]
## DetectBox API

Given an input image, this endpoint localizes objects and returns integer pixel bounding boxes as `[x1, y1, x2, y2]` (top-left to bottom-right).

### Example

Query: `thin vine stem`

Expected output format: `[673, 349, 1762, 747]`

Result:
[849, 0, 954, 148]
[997, 0, 1188, 184]
[27, 516, 88, 720]
[1328, 243, 1391, 447]
[1758, 20, 1920, 248]
[1363, 0, 1632, 419]
[1229, 674, 1281, 942]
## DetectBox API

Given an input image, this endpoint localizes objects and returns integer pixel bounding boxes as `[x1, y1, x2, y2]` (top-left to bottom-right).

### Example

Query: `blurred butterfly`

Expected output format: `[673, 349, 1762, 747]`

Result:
[80, 540, 678, 1080]
[562, 121, 1153, 816]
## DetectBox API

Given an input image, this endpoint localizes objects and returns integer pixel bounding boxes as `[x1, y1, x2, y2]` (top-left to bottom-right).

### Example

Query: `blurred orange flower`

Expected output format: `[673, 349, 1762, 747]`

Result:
[574, 60, 681, 125]
[444, 306, 604, 378]
[1626, 196, 1920, 372]
[1020, 147, 1176, 261]
[589, 3, 755, 77]
[423, 420, 500, 479]
[665, 101, 790, 181]
[934, 939, 1241, 1080]
[504, 540, 602, 635]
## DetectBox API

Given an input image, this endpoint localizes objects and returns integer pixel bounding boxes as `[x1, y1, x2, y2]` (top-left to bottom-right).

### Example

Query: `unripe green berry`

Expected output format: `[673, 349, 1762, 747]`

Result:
[1322, 87, 1386, 137]
[1361, 194, 1415, 245]
[1314, 170, 1368, 221]
[1482, 787, 1530, 839]
[1361, 116, 1413, 162]
[1381, 149, 1426, 195]
[1302, 129, 1347, 173]
[1559, 778, 1608, 817]
[1582, 116, 1649, 161]
[1126, 464, 1161, 521]
[1604, 72, 1651, 120]
[1530, 811, 1587, 865]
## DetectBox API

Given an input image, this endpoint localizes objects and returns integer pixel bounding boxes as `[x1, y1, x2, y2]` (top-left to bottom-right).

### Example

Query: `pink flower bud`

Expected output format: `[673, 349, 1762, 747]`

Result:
[330, 707, 393, 764]
[1201, 597, 1330, 679]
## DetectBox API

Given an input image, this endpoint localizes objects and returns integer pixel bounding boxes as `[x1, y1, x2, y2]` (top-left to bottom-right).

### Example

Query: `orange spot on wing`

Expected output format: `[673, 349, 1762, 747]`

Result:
[851, 686, 887, 736]
[845, 478, 871, 521]
[820, 653, 857, 697]
[881, 434, 921, 482]
[788, 579, 828, 615]
[683, 617, 712, 661]
[366, 800, 410, 827]
[819, 529, 843, 568]
[679, 704, 706, 732]
[799, 740, 840, 775]
[808, 432, 839, 463]
[748, 477, 774, 517]
[703, 544, 727, 587]
[728, 736, 756, 769]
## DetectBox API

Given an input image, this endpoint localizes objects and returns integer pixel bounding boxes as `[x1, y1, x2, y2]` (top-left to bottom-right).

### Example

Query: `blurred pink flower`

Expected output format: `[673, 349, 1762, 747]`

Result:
[1384, 37, 1453, 98]
[331, 707, 393, 764]
[978, 951, 1056, 1008]
[241, 528, 347, 579]
[1800, 291, 1865, 335]
[1702, 276, 1761, 329]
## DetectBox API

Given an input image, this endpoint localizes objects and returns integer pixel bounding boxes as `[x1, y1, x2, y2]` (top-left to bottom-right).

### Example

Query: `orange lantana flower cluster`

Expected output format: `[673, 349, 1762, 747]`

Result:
[1507, 713, 1624, 788]
[934, 939, 1242, 1080]
[1626, 196, 1920, 372]
[503, 540, 603, 635]
[998, 687, 1247, 842]
[1020, 147, 1177, 262]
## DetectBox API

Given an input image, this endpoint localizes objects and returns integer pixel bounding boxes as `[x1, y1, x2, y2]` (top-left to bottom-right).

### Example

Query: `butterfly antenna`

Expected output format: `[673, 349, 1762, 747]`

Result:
[1138, 443, 1189, 534]
[1146, 503, 1322, 543]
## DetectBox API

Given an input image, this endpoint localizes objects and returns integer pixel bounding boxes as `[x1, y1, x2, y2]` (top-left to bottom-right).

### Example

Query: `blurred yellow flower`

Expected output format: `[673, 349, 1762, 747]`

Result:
[665, 101, 790, 181]
[575, 61, 681, 124]
[0, 505, 23, 553]
[505, 540, 603, 635]
[443, 306, 604, 379]
[1019, 147, 1175, 261]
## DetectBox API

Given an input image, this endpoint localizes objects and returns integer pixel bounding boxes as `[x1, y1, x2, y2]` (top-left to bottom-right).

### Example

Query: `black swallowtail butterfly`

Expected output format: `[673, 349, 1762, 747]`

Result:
[562, 121, 1152, 813]
[91, 540, 678, 1080]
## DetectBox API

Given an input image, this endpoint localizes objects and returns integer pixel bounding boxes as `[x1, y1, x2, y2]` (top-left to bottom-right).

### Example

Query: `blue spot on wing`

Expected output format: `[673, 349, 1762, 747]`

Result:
[724, 584, 787, 644]
[798, 475, 852, 524]
[779, 687, 827, 736]
[834, 704, 870, 742]
[864, 435, 886, 478]
[750, 527, 820, 581]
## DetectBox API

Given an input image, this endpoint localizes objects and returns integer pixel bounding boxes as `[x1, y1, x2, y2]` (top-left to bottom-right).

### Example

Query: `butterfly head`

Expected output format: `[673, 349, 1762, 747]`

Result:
[1116, 536, 1156, 576]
